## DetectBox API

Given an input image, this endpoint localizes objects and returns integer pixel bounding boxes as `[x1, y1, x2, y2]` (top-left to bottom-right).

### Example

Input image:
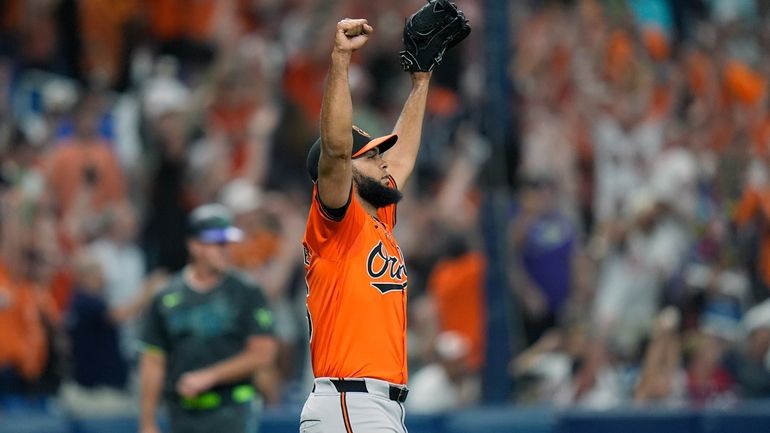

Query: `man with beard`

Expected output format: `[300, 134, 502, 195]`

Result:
[299, 14, 461, 432]
[138, 204, 277, 433]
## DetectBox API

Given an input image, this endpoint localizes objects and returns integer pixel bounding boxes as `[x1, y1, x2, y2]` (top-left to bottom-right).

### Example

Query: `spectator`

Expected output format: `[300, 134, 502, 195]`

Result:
[0, 249, 61, 401]
[406, 331, 480, 414]
[511, 323, 589, 404]
[634, 307, 687, 406]
[684, 329, 737, 406]
[734, 176, 770, 299]
[88, 202, 147, 358]
[423, 234, 486, 373]
[44, 92, 126, 217]
[594, 190, 689, 357]
[65, 249, 158, 390]
[724, 299, 770, 398]
[508, 175, 587, 345]
[140, 76, 192, 273]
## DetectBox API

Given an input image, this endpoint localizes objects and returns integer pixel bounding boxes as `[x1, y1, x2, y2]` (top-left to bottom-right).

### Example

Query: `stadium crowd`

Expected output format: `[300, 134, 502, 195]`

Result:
[1, 0, 770, 419]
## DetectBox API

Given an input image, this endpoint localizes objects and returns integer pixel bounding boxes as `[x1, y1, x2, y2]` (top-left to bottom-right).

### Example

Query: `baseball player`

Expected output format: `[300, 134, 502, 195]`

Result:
[300, 2, 469, 432]
[138, 204, 278, 433]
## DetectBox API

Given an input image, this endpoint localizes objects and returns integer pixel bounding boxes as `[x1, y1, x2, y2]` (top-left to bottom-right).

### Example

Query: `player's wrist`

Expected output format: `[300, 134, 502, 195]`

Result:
[410, 71, 432, 85]
[201, 367, 221, 387]
[332, 47, 354, 58]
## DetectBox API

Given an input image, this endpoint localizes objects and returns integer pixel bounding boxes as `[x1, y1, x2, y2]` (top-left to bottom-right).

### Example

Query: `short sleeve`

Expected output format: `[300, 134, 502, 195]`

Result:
[240, 285, 275, 337]
[304, 184, 367, 259]
[139, 295, 171, 354]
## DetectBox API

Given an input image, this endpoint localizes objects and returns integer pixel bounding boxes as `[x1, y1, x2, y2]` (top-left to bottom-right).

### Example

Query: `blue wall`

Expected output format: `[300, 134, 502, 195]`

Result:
[6, 403, 770, 433]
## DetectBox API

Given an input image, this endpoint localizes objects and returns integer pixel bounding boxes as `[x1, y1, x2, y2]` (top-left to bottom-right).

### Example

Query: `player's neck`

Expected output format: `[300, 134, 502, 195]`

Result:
[184, 264, 224, 292]
[357, 192, 379, 217]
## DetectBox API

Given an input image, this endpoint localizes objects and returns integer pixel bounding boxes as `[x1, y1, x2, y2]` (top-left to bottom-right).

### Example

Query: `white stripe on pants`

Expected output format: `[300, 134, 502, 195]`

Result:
[299, 378, 408, 433]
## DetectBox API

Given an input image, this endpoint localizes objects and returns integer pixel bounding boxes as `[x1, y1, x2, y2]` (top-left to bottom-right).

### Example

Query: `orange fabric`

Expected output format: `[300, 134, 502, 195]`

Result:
[282, 55, 326, 124]
[303, 178, 407, 384]
[0, 264, 50, 380]
[185, 1, 216, 40]
[0, 0, 20, 31]
[19, 4, 57, 65]
[49, 269, 74, 315]
[44, 139, 127, 216]
[753, 117, 770, 156]
[686, 52, 711, 96]
[230, 230, 280, 269]
[427, 252, 487, 371]
[427, 86, 460, 117]
[144, 0, 182, 40]
[735, 187, 770, 289]
[144, 0, 215, 41]
[724, 60, 766, 106]
[642, 27, 669, 62]
[647, 84, 672, 119]
[79, 0, 139, 85]
[605, 30, 634, 83]
[208, 102, 257, 176]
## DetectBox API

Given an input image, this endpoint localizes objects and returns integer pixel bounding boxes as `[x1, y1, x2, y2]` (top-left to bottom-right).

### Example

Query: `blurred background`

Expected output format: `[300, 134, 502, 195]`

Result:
[4, 0, 770, 432]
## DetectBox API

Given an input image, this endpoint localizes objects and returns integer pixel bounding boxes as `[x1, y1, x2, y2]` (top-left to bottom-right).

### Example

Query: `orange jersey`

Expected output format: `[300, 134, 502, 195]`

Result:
[427, 252, 487, 371]
[303, 178, 408, 384]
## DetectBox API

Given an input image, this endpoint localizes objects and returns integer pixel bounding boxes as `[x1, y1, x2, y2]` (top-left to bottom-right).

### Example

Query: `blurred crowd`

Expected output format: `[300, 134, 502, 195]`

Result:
[508, 0, 770, 410]
[3, 0, 770, 419]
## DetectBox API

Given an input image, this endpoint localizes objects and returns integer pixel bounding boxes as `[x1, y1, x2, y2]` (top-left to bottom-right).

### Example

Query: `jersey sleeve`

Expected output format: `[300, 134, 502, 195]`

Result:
[240, 284, 275, 337]
[139, 294, 171, 354]
[303, 184, 367, 259]
[376, 175, 398, 231]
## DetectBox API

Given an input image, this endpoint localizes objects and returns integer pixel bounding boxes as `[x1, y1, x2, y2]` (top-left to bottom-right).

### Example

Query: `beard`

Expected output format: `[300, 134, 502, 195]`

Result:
[353, 169, 403, 209]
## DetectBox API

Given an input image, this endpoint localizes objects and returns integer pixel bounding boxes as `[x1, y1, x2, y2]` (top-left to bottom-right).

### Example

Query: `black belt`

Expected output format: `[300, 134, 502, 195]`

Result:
[317, 379, 409, 403]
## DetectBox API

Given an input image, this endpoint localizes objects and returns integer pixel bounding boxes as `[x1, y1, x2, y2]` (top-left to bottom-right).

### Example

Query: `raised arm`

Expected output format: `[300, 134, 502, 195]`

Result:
[317, 19, 373, 209]
[385, 72, 432, 189]
[387, 0, 471, 189]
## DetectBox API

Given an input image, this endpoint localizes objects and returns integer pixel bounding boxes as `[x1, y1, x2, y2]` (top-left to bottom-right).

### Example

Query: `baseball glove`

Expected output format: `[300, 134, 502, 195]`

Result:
[400, 0, 471, 72]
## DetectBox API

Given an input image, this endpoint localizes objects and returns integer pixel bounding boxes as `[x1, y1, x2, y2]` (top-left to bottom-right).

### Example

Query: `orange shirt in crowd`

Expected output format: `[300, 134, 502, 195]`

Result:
[303, 178, 408, 385]
[44, 139, 127, 216]
[0, 263, 58, 381]
[208, 102, 257, 177]
[78, 0, 140, 86]
[427, 251, 487, 371]
[0, 0, 20, 32]
[735, 187, 770, 290]
[143, 0, 216, 42]
[282, 55, 326, 124]
[723, 60, 766, 107]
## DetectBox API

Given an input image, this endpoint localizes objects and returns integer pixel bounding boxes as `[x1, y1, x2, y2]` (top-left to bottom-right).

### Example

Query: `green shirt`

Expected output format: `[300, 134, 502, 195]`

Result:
[140, 270, 274, 398]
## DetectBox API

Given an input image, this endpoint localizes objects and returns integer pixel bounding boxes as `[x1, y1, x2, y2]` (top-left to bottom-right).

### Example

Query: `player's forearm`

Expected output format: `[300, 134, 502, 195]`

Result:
[205, 337, 278, 385]
[388, 72, 432, 185]
[139, 352, 166, 428]
[320, 50, 354, 159]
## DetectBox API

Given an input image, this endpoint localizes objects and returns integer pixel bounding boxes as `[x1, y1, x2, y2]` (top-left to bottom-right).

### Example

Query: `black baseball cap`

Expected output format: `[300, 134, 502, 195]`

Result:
[306, 126, 398, 182]
[187, 204, 244, 244]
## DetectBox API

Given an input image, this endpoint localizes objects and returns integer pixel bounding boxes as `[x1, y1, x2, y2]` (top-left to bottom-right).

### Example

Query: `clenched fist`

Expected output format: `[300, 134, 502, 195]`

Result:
[334, 18, 373, 53]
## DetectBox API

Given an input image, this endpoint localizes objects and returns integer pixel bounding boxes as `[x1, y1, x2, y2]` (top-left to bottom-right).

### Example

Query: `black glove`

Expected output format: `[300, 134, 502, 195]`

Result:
[399, 0, 471, 72]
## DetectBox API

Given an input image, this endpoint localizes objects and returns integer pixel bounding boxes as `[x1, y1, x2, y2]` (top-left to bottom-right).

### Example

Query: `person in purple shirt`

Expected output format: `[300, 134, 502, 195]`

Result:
[508, 176, 588, 345]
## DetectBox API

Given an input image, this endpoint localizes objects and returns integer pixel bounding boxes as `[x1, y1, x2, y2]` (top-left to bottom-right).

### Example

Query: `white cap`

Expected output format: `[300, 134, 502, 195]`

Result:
[143, 76, 190, 119]
[744, 299, 770, 334]
[435, 331, 470, 361]
[623, 188, 657, 219]
[219, 178, 263, 215]
[42, 78, 79, 113]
